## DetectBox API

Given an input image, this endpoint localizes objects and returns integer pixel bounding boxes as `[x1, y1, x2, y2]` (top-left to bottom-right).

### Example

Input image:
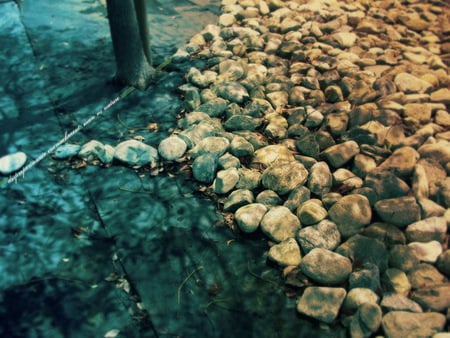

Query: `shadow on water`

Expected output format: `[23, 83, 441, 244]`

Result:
[0, 1, 345, 337]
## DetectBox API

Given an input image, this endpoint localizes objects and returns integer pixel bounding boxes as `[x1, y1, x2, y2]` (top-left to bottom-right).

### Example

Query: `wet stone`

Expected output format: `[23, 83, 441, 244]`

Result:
[0, 151, 27, 175]
[54, 144, 80, 159]
[268, 238, 302, 267]
[158, 136, 187, 161]
[189, 136, 230, 158]
[223, 189, 254, 212]
[380, 292, 423, 313]
[79, 141, 114, 164]
[374, 196, 421, 228]
[381, 311, 446, 338]
[297, 287, 347, 324]
[301, 248, 352, 285]
[234, 203, 267, 233]
[260, 206, 301, 242]
[261, 161, 308, 195]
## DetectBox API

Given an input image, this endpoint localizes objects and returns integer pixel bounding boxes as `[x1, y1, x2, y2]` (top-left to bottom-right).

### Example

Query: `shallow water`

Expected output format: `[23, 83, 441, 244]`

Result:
[0, 1, 342, 337]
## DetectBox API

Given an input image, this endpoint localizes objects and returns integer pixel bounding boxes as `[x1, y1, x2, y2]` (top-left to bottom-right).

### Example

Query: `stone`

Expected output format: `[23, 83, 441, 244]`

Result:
[296, 199, 327, 226]
[296, 219, 341, 254]
[223, 189, 254, 212]
[192, 153, 218, 184]
[307, 161, 332, 195]
[408, 241, 443, 263]
[213, 167, 239, 194]
[381, 312, 446, 338]
[388, 245, 419, 272]
[343, 288, 380, 312]
[178, 121, 221, 148]
[186, 67, 217, 88]
[190, 136, 230, 158]
[325, 112, 349, 137]
[252, 145, 295, 167]
[235, 168, 261, 190]
[234, 203, 267, 233]
[380, 292, 423, 313]
[430, 88, 450, 104]
[218, 153, 240, 169]
[412, 164, 429, 199]
[362, 223, 406, 247]
[332, 168, 364, 191]
[352, 154, 377, 178]
[321, 140, 360, 168]
[405, 217, 447, 243]
[213, 82, 249, 103]
[158, 136, 187, 161]
[349, 303, 382, 338]
[304, 109, 324, 128]
[268, 238, 302, 267]
[301, 248, 352, 285]
[260, 206, 301, 242]
[219, 13, 236, 27]
[374, 196, 421, 228]
[403, 103, 433, 124]
[283, 185, 311, 211]
[78, 141, 114, 164]
[418, 141, 450, 168]
[296, 287, 347, 324]
[54, 144, 80, 159]
[348, 263, 381, 292]
[394, 73, 433, 94]
[333, 32, 358, 48]
[436, 250, 450, 278]
[337, 235, 389, 272]
[328, 194, 372, 238]
[0, 151, 27, 175]
[411, 284, 450, 312]
[198, 97, 228, 117]
[295, 134, 320, 159]
[364, 169, 410, 201]
[382, 268, 411, 296]
[255, 190, 282, 207]
[261, 161, 308, 195]
[408, 263, 447, 289]
[378, 146, 420, 177]
[230, 135, 254, 157]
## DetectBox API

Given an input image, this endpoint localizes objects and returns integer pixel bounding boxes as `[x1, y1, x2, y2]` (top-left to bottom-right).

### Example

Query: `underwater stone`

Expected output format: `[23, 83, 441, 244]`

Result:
[190, 136, 230, 158]
[0, 151, 27, 175]
[54, 144, 81, 159]
[79, 140, 114, 163]
[114, 140, 159, 167]
[158, 136, 187, 161]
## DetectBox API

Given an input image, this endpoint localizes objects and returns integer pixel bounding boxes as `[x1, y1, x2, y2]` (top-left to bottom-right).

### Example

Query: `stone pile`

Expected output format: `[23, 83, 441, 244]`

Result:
[3, 0, 449, 336]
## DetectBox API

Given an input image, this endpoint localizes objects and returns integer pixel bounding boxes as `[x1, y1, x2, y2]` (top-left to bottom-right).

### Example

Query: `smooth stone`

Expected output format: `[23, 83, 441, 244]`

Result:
[297, 287, 347, 324]
[374, 196, 421, 228]
[296, 199, 327, 225]
[218, 153, 240, 169]
[213, 81, 249, 103]
[408, 241, 443, 263]
[378, 146, 420, 177]
[382, 312, 446, 338]
[186, 67, 217, 88]
[197, 97, 228, 117]
[307, 161, 332, 195]
[403, 103, 433, 124]
[418, 141, 450, 168]
[343, 288, 380, 312]
[301, 248, 352, 285]
[394, 73, 433, 94]
[252, 145, 295, 167]
[0, 151, 27, 175]
[405, 217, 447, 243]
[332, 168, 363, 190]
[158, 136, 187, 161]
[350, 303, 382, 338]
[436, 250, 450, 277]
[234, 203, 267, 233]
[337, 234, 389, 272]
[268, 238, 302, 267]
[297, 219, 341, 254]
[328, 194, 372, 238]
[190, 136, 230, 158]
[80, 140, 115, 164]
[362, 222, 406, 247]
[230, 135, 254, 157]
[408, 263, 447, 289]
[321, 140, 360, 168]
[364, 169, 410, 201]
[223, 189, 254, 212]
[54, 144, 81, 159]
[348, 263, 381, 292]
[261, 161, 308, 195]
[213, 167, 239, 194]
[381, 292, 423, 313]
[382, 268, 411, 296]
[411, 284, 450, 312]
[388, 245, 420, 272]
[255, 190, 282, 207]
[260, 206, 301, 242]
[191, 153, 218, 184]
[235, 168, 261, 190]
[333, 32, 357, 48]
[430, 88, 450, 104]
[178, 121, 220, 148]
[283, 185, 311, 211]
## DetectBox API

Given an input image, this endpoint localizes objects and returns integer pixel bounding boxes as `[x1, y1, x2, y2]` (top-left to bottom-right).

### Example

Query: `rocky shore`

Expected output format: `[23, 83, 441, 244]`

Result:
[3, 0, 449, 336]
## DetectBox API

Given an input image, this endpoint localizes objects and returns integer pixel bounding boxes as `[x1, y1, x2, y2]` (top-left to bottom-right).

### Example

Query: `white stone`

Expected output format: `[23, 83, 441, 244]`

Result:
[0, 152, 27, 175]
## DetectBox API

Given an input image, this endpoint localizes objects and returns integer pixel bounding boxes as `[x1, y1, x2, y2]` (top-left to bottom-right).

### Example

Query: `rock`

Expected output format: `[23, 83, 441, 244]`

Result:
[268, 238, 302, 267]
[0, 151, 27, 175]
[321, 140, 360, 168]
[230, 135, 254, 157]
[178, 121, 221, 148]
[411, 284, 450, 312]
[223, 189, 254, 212]
[408, 241, 443, 263]
[307, 161, 332, 195]
[218, 153, 240, 169]
[412, 164, 429, 199]
[403, 103, 433, 124]
[186, 67, 217, 88]
[213, 81, 249, 103]
[332, 168, 363, 191]
[301, 248, 352, 285]
[348, 263, 381, 292]
[213, 167, 239, 194]
[436, 250, 450, 278]
[381, 311, 446, 338]
[190, 136, 230, 158]
[255, 190, 282, 207]
[219, 13, 236, 27]
[343, 288, 380, 312]
[295, 134, 320, 159]
[337, 234, 389, 272]
[408, 263, 447, 289]
[405, 217, 447, 243]
[252, 145, 295, 167]
[378, 146, 420, 177]
[304, 108, 324, 128]
[296, 287, 347, 324]
[394, 73, 433, 94]
[54, 144, 80, 159]
[80, 140, 115, 164]
[284, 185, 311, 211]
[380, 292, 423, 313]
[296, 199, 327, 225]
[235, 168, 261, 190]
[192, 153, 218, 184]
[158, 136, 187, 161]
[352, 154, 377, 178]
[364, 169, 410, 201]
[362, 223, 406, 247]
[234, 203, 267, 233]
[374, 196, 421, 228]
[328, 194, 372, 238]
[382, 268, 411, 296]
[296, 219, 341, 254]
[333, 32, 357, 48]
[260, 206, 301, 242]
[198, 97, 228, 117]
[261, 161, 308, 195]
[388, 245, 420, 272]
[181, 84, 201, 111]
[430, 88, 450, 104]
[418, 141, 450, 168]
[349, 303, 382, 338]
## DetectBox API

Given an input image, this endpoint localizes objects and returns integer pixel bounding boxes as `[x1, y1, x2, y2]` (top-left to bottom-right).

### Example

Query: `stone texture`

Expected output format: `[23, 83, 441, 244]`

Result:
[234, 203, 267, 233]
[307, 161, 332, 195]
[261, 161, 308, 195]
[380, 293, 423, 313]
[405, 217, 447, 243]
[158, 136, 187, 161]
[321, 140, 360, 168]
[349, 303, 382, 338]
[192, 153, 218, 184]
[296, 199, 327, 226]
[374, 196, 421, 228]
[382, 312, 446, 338]
[213, 167, 240, 194]
[260, 206, 301, 242]
[411, 284, 450, 312]
[296, 219, 341, 254]
[408, 241, 443, 263]
[0, 151, 27, 175]
[268, 238, 302, 267]
[114, 140, 158, 167]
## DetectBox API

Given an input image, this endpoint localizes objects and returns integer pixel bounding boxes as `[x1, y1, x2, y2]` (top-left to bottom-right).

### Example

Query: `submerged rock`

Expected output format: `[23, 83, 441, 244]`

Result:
[0, 151, 27, 175]
[54, 144, 81, 159]
[114, 140, 158, 167]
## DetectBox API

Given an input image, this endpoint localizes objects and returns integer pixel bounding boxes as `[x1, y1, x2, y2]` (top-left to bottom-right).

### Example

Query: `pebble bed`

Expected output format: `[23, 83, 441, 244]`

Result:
[3, 0, 450, 336]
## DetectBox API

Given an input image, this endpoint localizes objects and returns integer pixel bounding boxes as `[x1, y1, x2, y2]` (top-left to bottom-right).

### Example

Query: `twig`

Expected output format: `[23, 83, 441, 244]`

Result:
[177, 266, 203, 305]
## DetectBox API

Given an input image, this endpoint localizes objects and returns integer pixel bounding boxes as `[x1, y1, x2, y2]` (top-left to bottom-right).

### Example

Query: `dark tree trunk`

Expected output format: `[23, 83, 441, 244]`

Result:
[106, 0, 154, 90]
